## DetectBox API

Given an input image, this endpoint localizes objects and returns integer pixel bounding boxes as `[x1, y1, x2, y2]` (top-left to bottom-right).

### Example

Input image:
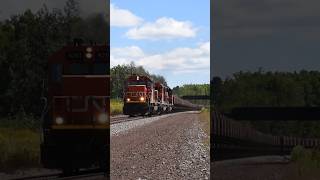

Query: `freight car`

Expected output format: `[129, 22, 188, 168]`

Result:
[173, 95, 203, 112]
[213, 110, 320, 160]
[40, 40, 109, 174]
[123, 75, 201, 116]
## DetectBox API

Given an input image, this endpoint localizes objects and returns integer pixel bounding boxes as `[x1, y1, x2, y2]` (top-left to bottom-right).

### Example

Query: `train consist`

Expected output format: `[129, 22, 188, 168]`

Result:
[213, 110, 320, 160]
[123, 75, 202, 116]
[40, 41, 109, 174]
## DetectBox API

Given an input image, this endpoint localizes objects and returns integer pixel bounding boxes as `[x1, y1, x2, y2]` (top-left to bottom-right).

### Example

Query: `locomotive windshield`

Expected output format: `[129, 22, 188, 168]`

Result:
[127, 80, 153, 87]
[67, 64, 90, 74]
[128, 81, 147, 86]
[64, 63, 108, 75]
[93, 63, 108, 74]
[66, 51, 83, 60]
[51, 64, 63, 82]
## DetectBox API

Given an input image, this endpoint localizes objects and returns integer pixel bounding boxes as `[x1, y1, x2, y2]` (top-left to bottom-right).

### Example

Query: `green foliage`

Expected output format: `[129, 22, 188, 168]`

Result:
[290, 146, 320, 177]
[172, 84, 210, 106]
[173, 84, 210, 96]
[214, 70, 320, 137]
[0, 0, 107, 171]
[111, 62, 167, 98]
[291, 145, 306, 162]
[215, 70, 320, 111]
[0, 0, 108, 119]
[111, 98, 123, 115]
[199, 108, 210, 147]
[0, 128, 40, 171]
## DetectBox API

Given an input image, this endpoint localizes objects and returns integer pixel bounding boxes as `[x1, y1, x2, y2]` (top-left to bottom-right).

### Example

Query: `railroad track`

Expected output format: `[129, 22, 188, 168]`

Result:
[110, 115, 151, 124]
[11, 168, 106, 180]
[110, 111, 199, 125]
[110, 116, 145, 124]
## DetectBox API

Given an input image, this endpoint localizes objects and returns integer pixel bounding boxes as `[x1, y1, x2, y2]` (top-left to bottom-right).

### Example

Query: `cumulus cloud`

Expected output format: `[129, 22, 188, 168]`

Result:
[111, 42, 210, 74]
[110, 4, 143, 27]
[111, 46, 145, 67]
[125, 17, 197, 40]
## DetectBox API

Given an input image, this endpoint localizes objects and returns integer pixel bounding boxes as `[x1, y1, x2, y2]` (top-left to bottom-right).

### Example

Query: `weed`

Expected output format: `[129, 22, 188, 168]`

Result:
[199, 108, 210, 148]
[0, 128, 40, 172]
[111, 98, 123, 115]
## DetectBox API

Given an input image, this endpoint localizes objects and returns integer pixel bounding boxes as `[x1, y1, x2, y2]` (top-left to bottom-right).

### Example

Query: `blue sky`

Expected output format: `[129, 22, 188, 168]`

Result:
[110, 0, 210, 87]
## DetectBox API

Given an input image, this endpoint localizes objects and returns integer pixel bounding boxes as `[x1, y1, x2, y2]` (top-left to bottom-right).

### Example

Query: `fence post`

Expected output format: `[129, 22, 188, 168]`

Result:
[280, 136, 284, 156]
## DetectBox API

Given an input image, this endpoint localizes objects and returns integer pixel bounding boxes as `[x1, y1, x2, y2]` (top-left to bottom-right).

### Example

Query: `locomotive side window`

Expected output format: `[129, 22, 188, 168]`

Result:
[67, 63, 90, 75]
[51, 64, 62, 82]
[93, 63, 108, 75]
[66, 51, 83, 60]
[147, 81, 152, 88]
[95, 51, 108, 61]
[128, 81, 146, 85]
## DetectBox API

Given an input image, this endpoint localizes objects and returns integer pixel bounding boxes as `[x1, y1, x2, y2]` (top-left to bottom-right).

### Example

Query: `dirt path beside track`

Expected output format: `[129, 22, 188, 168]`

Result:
[211, 156, 305, 180]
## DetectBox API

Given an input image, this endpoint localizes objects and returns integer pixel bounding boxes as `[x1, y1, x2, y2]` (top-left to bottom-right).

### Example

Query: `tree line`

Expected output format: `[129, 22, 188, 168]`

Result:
[111, 62, 167, 99]
[172, 84, 210, 106]
[212, 70, 320, 138]
[172, 84, 210, 97]
[0, 0, 108, 118]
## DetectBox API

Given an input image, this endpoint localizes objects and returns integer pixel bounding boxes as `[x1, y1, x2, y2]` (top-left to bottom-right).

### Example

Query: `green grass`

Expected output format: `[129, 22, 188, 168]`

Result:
[0, 111, 41, 172]
[285, 146, 320, 179]
[0, 127, 40, 172]
[199, 108, 210, 148]
[111, 98, 124, 115]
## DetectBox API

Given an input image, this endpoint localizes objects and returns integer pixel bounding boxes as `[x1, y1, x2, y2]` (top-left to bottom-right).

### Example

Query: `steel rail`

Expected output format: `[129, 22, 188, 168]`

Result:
[11, 168, 107, 180]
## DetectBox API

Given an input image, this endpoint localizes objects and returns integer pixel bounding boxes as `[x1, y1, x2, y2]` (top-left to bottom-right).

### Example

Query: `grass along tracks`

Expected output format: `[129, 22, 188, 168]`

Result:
[110, 99, 123, 115]
[199, 108, 210, 148]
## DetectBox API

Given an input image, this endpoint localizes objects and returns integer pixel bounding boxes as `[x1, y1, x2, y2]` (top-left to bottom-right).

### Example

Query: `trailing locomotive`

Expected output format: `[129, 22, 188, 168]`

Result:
[123, 75, 174, 116]
[40, 40, 109, 174]
[122, 75, 203, 116]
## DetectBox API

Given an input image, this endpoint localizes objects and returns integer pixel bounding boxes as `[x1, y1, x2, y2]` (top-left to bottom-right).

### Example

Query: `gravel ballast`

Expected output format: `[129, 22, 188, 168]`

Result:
[111, 111, 198, 136]
[0, 112, 209, 180]
[111, 111, 210, 180]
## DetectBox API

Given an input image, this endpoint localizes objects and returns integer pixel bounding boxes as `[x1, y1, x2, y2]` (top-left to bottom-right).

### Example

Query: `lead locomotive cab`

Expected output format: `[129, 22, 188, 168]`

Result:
[123, 75, 174, 116]
[123, 75, 157, 116]
[40, 40, 110, 174]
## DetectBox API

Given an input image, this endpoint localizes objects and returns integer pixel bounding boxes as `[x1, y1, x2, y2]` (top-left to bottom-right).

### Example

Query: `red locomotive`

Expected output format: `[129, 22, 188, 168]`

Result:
[123, 75, 174, 116]
[40, 40, 109, 174]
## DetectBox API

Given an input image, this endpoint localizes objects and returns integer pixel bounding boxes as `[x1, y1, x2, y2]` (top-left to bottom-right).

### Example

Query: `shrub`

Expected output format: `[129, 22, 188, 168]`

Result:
[0, 128, 40, 172]
[111, 99, 123, 115]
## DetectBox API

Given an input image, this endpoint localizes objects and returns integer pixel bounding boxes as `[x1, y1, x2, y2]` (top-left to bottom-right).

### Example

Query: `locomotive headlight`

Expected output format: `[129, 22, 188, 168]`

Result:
[55, 117, 64, 125]
[97, 113, 108, 124]
[126, 98, 131, 102]
[139, 97, 145, 102]
[85, 52, 93, 59]
[86, 47, 93, 52]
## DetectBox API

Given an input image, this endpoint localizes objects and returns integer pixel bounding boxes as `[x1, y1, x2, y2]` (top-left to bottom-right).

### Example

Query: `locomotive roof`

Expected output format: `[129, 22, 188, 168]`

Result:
[127, 75, 153, 82]
[127, 75, 171, 89]
[155, 82, 170, 90]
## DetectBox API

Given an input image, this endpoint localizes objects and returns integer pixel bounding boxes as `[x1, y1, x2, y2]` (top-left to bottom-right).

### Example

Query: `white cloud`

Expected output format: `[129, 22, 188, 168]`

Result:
[110, 46, 145, 67]
[111, 42, 210, 74]
[110, 4, 143, 27]
[125, 17, 197, 40]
